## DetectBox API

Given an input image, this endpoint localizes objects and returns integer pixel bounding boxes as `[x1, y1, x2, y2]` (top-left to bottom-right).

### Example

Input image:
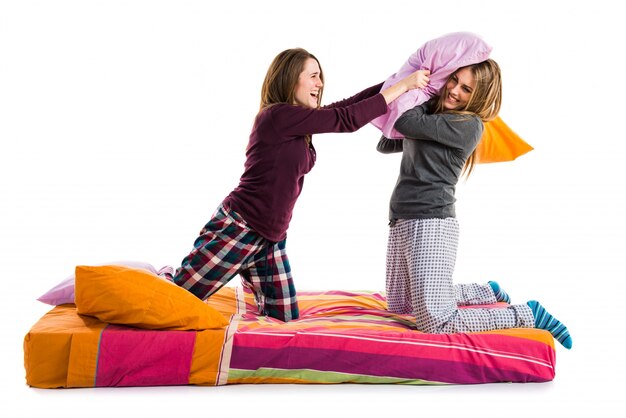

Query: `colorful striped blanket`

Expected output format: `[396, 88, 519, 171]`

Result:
[24, 287, 555, 387]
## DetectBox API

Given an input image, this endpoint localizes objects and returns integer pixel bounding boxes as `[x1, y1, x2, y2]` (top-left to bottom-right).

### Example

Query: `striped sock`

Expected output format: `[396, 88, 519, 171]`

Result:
[488, 281, 511, 304]
[527, 300, 573, 349]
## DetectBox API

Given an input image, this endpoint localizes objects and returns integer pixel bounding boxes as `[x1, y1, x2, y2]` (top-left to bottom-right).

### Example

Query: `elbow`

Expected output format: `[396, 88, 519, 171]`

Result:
[393, 107, 423, 137]
[376, 138, 389, 154]
[393, 118, 409, 137]
[376, 137, 400, 154]
[334, 110, 368, 133]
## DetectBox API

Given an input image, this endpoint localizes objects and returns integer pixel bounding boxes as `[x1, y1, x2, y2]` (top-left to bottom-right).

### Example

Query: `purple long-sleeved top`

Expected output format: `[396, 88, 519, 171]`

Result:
[224, 83, 386, 242]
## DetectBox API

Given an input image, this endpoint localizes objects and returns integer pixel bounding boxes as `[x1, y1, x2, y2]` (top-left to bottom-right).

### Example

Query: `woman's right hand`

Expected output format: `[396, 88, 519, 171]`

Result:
[381, 69, 430, 104]
[402, 69, 430, 91]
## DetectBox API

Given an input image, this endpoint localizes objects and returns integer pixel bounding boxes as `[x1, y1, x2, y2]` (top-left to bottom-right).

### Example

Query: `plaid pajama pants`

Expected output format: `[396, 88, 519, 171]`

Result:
[173, 203, 299, 321]
[386, 218, 533, 333]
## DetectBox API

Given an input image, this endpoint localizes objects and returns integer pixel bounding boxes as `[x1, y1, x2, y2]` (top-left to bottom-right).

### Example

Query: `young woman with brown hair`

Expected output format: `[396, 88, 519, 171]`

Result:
[172, 48, 429, 322]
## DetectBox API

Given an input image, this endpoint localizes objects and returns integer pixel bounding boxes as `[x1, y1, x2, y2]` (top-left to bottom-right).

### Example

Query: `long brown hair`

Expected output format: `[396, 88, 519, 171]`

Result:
[432, 59, 502, 177]
[259, 48, 324, 112]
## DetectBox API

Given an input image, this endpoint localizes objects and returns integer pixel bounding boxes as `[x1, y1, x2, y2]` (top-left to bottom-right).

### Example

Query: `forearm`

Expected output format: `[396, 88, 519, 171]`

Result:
[274, 93, 388, 137]
[323, 83, 385, 109]
[380, 69, 430, 105]
[393, 106, 427, 138]
[376, 136, 404, 154]
[380, 81, 409, 105]
[394, 105, 483, 149]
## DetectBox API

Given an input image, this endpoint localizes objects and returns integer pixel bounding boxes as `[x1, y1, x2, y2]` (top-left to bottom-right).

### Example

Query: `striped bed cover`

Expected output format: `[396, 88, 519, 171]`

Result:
[24, 287, 556, 388]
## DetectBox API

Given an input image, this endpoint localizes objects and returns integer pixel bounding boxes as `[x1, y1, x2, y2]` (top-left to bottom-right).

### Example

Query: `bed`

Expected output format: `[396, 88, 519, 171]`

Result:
[24, 266, 556, 388]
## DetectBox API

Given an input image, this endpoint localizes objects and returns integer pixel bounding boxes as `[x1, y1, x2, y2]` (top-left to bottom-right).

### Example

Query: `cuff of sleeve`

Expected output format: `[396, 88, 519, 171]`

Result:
[374, 93, 389, 115]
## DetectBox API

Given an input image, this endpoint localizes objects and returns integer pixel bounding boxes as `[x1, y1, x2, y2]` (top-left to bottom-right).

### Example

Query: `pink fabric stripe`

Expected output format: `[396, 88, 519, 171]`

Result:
[229, 331, 554, 382]
[297, 290, 385, 300]
[96, 325, 195, 387]
[230, 346, 553, 383]
[232, 329, 553, 373]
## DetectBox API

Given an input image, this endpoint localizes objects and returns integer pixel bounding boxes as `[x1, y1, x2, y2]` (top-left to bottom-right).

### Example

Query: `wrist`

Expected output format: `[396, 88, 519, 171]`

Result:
[401, 80, 410, 93]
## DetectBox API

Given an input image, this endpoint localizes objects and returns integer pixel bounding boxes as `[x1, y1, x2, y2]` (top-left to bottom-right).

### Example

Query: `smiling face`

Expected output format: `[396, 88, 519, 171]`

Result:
[443, 67, 476, 111]
[293, 58, 323, 108]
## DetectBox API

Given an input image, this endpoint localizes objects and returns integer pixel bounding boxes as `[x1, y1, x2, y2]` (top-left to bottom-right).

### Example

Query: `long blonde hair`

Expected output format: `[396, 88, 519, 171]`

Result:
[259, 48, 324, 112]
[432, 59, 502, 176]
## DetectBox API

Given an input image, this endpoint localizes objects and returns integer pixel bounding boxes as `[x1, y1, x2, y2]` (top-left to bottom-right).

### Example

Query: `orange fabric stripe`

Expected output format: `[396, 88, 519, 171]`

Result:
[188, 328, 228, 386]
[205, 287, 239, 315]
[24, 305, 106, 388]
[66, 320, 107, 387]
[480, 327, 555, 347]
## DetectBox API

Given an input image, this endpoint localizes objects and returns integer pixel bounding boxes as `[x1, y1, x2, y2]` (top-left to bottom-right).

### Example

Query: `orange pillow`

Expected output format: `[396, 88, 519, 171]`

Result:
[476, 116, 533, 163]
[75, 265, 228, 330]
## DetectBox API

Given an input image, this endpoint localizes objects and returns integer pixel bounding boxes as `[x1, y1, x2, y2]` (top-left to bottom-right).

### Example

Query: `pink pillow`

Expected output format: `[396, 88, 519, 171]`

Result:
[37, 260, 175, 305]
[371, 32, 492, 139]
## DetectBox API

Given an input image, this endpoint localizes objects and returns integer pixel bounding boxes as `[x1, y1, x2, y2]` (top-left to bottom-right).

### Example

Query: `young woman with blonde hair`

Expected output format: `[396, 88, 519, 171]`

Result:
[378, 59, 572, 348]
[172, 48, 429, 322]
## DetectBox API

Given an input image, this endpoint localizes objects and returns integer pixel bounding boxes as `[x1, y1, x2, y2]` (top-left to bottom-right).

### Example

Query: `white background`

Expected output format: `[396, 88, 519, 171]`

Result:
[1, 0, 624, 416]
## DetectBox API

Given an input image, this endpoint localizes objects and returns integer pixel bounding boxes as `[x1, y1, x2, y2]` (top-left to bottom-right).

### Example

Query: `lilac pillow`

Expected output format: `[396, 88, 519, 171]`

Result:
[371, 32, 492, 139]
[37, 260, 175, 305]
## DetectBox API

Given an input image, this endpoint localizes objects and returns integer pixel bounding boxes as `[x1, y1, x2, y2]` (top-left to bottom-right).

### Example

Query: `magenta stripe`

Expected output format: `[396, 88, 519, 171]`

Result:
[230, 346, 551, 383]
[296, 317, 410, 329]
[294, 311, 410, 324]
[96, 325, 195, 387]
[298, 290, 386, 300]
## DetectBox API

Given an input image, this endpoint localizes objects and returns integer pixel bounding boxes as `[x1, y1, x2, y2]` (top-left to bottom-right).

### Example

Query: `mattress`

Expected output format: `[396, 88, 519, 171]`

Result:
[24, 286, 556, 388]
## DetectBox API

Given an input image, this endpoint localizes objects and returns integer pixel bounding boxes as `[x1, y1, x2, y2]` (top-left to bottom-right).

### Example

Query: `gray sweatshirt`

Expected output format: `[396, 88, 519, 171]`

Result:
[377, 102, 483, 220]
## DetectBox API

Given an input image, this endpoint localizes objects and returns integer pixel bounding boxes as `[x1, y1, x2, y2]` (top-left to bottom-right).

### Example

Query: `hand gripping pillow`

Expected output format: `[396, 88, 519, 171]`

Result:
[371, 32, 492, 139]
[371, 32, 533, 163]
[75, 265, 229, 330]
